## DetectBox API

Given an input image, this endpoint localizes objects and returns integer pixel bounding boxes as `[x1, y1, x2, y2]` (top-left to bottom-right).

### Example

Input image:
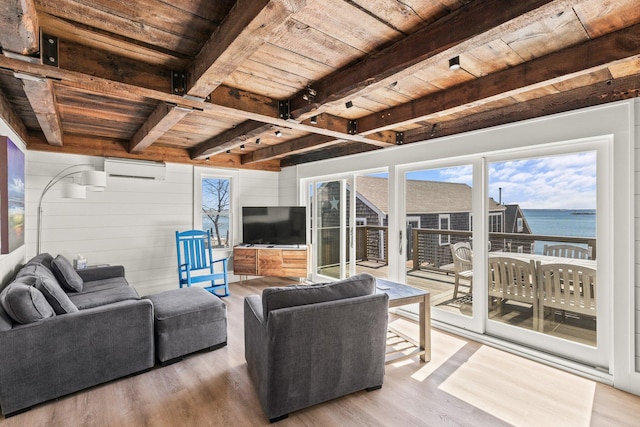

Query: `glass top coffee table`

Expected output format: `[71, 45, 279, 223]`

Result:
[375, 278, 431, 364]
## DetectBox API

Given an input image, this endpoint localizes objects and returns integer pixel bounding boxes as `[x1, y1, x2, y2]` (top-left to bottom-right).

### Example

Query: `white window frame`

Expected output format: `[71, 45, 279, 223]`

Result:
[439, 214, 451, 246]
[193, 167, 239, 254]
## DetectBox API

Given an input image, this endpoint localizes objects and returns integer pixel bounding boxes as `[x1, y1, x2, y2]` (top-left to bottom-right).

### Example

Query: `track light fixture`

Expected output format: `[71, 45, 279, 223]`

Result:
[310, 116, 317, 125]
[240, 144, 245, 150]
[205, 156, 210, 161]
[226, 150, 231, 154]
[449, 56, 461, 70]
[275, 130, 282, 137]
[302, 86, 317, 103]
[256, 138, 261, 144]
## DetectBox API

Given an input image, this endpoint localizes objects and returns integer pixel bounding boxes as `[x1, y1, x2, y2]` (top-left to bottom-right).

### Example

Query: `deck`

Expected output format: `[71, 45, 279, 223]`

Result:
[319, 260, 596, 347]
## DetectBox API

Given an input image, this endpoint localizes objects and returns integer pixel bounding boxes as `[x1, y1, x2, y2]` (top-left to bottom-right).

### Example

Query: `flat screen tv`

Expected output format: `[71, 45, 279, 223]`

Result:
[242, 206, 306, 245]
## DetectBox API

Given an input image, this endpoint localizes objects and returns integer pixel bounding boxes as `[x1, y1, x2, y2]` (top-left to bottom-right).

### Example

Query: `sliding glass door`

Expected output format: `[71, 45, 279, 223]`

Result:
[485, 146, 610, 368]
[313, 179, 347, 280]
[398, 162, 481, 331]
[308, 171, 389, 282]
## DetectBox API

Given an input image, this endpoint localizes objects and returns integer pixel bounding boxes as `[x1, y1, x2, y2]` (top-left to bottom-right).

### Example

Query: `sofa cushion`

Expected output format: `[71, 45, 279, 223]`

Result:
[262, 272, 376, 318]
[24, 252, 54, 270]
[0, 281, 55, 324]
[34, 276, 79, 315]
[68, 286, 140, 310]
[16, 263, 59, 286]
[51, 255, 83, 292]
[80, 277, 130, 294]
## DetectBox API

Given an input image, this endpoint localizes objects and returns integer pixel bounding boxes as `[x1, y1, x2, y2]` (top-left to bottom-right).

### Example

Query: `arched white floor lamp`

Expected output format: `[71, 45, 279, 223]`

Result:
[37, 164, 107, 254]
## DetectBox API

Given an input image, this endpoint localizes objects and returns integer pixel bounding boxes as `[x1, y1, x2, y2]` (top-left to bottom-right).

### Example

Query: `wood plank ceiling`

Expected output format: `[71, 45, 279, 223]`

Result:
[0, 0, 639, 171]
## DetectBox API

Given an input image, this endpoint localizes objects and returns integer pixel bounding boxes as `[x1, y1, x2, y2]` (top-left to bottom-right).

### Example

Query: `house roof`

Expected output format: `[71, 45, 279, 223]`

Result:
[1, 1, 639, 171]
[356, 176, 503, 215]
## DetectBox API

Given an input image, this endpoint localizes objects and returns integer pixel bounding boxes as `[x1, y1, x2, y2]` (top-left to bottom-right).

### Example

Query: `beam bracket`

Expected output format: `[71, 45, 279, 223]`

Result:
[278, 100, 291, 120]
[347, 120, 357, 135]
[171, 71, 187, 96]
[396, 132, 404, 145]
[41, 33, 58, 67]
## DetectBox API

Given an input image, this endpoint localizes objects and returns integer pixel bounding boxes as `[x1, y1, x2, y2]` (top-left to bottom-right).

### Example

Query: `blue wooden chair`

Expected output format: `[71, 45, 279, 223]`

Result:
[175, 230, 229, 297]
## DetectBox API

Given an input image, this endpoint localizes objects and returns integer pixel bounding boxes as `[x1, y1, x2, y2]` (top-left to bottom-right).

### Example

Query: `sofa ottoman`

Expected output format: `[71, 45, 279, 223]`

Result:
[144, 287, 227, 365]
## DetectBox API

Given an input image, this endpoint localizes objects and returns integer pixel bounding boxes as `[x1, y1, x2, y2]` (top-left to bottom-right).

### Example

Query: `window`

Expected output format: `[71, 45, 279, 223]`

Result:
[439, 214, 450, 245]
[488, 213, 502, 232]
[201, 176, 231, 248]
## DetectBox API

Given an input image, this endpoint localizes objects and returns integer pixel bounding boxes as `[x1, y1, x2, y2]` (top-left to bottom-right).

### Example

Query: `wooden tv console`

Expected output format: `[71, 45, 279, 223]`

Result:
[233, 245, 308, 279]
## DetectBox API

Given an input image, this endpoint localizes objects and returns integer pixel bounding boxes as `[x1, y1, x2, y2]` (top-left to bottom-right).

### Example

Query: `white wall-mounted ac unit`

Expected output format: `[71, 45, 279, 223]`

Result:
[104, 157, 166, 180]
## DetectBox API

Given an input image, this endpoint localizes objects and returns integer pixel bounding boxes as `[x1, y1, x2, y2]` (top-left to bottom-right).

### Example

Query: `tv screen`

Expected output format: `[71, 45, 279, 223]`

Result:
[242, 206, 306, 245]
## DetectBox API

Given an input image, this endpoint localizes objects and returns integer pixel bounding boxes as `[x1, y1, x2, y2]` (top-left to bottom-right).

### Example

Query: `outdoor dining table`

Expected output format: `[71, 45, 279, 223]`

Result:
[489, 251, 596, 269]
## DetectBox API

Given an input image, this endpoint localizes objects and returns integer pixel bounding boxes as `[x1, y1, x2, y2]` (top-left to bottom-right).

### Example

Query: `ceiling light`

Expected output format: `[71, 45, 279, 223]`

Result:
[240, 144, 245, 150]
[449, 56, 461, 70]
[310, 116, 317, 125]
[275, 130, 282, 137]
[256, 138, 261, 144]
[205, 156, 210, 161]
[345, 101, 353, 108]
[226, 150, 231, 154]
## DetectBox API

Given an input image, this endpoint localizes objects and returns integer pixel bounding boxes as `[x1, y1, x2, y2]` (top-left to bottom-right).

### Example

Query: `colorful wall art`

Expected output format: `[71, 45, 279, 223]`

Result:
[0, 137, 25, 254]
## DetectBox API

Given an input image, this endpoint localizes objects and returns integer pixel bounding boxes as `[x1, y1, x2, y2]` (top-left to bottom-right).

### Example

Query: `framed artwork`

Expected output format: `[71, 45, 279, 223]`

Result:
[0, 137, 25, 254]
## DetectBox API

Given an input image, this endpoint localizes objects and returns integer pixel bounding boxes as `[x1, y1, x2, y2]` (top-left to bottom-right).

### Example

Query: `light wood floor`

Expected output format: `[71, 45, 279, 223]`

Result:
[3, 278, 640, 427]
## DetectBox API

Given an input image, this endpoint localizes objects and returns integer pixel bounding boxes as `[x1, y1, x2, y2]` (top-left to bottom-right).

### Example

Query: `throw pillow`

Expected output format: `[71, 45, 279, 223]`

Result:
[0, 281, 55, 324]
[262, 272, 376, 317]
[24, 252, 54, 270]
[51, 255, 84, 292]
[16, 263, 59, 286]
[34, 276, 79, 315]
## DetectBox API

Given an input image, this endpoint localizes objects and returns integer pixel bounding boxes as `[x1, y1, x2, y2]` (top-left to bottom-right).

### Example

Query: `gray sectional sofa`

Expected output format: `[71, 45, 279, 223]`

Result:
[0, 253, 155, 417]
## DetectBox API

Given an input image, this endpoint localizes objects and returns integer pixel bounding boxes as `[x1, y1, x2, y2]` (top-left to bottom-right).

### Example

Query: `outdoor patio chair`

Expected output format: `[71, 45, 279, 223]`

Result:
[175, 229, 229, 297]
[543, 244, 592, 260]
[536, 262, 596, 331]
[488, 256, 538, 330]
[450, 242, 473, 299]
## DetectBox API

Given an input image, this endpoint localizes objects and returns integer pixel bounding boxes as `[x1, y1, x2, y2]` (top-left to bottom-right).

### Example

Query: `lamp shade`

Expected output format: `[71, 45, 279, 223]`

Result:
[80, 170, 107, 187]
[60, 182, 87, 199]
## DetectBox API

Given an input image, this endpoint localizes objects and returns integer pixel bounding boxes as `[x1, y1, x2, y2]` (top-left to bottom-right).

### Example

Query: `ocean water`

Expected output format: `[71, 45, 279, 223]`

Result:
[521, 209, 596, 254]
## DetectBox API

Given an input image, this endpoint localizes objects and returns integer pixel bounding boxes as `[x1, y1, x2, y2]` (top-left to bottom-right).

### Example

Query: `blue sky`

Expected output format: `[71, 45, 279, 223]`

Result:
[404, 151, 597, 209]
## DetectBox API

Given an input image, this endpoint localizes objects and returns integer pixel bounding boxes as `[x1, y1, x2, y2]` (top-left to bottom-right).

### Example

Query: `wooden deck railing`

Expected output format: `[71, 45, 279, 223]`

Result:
[410, 228, 596, 272]
[338, 226, 596, 274]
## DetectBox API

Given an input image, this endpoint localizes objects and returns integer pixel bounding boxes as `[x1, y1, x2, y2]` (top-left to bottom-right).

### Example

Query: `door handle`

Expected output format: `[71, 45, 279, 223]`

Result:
[399, 230, 403, 255]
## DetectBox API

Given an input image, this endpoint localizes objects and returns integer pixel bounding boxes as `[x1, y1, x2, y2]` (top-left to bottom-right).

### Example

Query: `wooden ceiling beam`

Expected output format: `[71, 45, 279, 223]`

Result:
[286, 73, 640, 164]
[19, 77, 63, 146]
[357, 23, 640, 134]
[280, 142, 381, 167]
[0, 0, 39, 55]
[0, 54, 387, 147]
[27, 133, 282, 171]
[129, 103, 191, 154]
[288, 0, 587, 120]
[187, 0, 307, 98]
[402, 74, 640, 144]
[190, 120, 269, 159]
[241, 133, 337, 164]
[0, 86, 28, 143]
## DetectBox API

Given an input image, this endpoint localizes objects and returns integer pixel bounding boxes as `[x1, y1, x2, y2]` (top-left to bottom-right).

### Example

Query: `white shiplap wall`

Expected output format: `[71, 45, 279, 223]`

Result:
[25, 151, 280, 296]
[278, 167, 300, 205]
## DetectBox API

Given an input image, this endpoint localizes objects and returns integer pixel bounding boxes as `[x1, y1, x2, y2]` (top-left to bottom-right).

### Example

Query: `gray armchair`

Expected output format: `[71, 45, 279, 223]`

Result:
[244, 273, 389, 422]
